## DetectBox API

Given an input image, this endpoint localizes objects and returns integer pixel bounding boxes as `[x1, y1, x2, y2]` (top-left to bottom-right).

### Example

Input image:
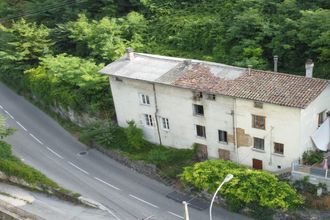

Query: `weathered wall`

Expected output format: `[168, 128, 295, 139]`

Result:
[235, 99, 301, 171]
[110, 76, 236, 158]
[109, 76, 329, 172]
[300, 84, 330, 153]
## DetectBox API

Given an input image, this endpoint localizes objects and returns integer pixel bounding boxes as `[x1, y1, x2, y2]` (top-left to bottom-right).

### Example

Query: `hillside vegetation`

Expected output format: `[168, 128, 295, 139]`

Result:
[0, 0, 329, 117]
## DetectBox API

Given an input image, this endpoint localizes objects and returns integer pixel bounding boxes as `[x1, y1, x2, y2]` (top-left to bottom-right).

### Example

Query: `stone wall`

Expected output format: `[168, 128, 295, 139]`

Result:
[91, 142, 175, 186]
[49, 104, 97, 127]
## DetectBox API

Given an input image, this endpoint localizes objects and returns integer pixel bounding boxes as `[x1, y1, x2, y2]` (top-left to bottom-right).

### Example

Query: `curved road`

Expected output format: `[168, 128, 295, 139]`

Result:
[0, 82, 249, 220]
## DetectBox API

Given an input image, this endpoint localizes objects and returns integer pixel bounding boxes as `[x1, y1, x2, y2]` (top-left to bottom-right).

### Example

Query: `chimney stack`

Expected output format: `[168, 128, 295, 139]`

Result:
[126, 48, 134, 61]
[305, 59, 314, 78]
[248, 65, 252, 75]
[273, 55, 278, 72]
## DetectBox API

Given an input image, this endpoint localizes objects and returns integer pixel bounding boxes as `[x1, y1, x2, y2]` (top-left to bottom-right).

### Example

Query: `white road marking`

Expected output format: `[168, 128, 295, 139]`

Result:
[29, 133, 43, 145]
[128, 194, 159, 208]
[94, 177, 121, 191]
[46, 147, 64, 159]
[0, 105, 3, 109]
[4, 110, 14, 119]
[168, 211, 184, 219]
[16, 121, 27, 131]
[98, 204, 121, 220]
[68, 161, 89, 175]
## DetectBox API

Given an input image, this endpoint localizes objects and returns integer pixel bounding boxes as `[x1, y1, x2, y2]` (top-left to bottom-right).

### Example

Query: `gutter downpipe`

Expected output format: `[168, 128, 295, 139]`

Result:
[152, 83, 162, 145]
[233, 98, 239, 164]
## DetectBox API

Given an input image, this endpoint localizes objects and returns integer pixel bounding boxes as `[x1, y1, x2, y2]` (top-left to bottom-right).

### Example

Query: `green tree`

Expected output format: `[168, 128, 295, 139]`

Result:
[62, 12, 146, 62]
[25, 54, 113, 114]
[181, 160, 304, 212]
[0, 19, 53, 90]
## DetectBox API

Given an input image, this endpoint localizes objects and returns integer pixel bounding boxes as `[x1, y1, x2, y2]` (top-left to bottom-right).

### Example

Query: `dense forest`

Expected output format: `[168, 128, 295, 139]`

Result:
[0, 0, 329, 115]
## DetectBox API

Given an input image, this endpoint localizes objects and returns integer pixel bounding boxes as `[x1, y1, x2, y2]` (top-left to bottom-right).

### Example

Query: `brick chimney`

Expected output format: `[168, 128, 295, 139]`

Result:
[126, 48, 134, 61]
[305, 59, 314, 78]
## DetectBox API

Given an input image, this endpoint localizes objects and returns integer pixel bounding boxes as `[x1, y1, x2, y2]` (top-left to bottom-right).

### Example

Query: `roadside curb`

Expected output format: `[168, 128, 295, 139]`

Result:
[78, 196, 103, 209]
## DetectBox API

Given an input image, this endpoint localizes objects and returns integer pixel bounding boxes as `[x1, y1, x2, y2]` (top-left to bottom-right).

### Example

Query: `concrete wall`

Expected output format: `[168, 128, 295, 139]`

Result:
[300, 84, 330, 153]
[235, 99, 301, 171]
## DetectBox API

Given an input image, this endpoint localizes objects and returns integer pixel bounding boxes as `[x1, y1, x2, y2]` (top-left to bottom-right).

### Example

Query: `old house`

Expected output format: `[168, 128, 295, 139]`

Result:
[100, 49, 330, 171]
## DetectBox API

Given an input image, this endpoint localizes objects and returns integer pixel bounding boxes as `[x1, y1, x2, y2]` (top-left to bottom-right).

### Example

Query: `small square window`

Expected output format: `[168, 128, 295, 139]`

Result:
[254, 102, 263, 108]
[161, 117, 170, 130]
[252, 115, 265, 130]
[139, 94, 150, 105]
[193, 104, 204, 116]
[207, 93, 216, 101]
[253, 137, 264, 150]
[193, 91, 203, 101]
[196, 125, 206, 138]
[144, 114, 153, 126]
[218, 130, 228, 143]
[274, 142, 284, 154]
[115, 77, 123, 82]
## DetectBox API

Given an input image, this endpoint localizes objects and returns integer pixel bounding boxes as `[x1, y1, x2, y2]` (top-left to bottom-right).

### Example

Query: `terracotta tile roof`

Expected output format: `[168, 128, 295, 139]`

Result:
[173, 64, 328, 108]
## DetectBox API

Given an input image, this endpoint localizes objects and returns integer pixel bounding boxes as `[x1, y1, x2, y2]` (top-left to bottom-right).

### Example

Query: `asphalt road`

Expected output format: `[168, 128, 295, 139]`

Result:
[0, 82, 249, 220]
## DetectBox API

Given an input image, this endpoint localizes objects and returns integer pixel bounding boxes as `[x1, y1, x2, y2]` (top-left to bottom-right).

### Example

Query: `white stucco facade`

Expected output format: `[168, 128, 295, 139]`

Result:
[109, 74, 330, 172]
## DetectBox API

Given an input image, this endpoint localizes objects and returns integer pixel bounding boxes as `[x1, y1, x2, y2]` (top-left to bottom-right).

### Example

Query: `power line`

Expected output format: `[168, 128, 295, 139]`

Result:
[0, 0, 88, 23]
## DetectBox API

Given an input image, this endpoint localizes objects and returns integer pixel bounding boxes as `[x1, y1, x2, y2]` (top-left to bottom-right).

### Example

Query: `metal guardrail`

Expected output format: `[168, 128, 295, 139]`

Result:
[292, 161, 329, 179]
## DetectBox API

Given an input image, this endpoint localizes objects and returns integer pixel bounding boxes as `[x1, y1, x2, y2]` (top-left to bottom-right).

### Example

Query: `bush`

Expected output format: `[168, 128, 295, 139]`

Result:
[180, 160, 304, 212]
[147, 146, 194, 167]
[0, 141, 12, 159]
[302, 150, 324, 165]
[125, 121, 146, 150]
[293, 176, 327, 195]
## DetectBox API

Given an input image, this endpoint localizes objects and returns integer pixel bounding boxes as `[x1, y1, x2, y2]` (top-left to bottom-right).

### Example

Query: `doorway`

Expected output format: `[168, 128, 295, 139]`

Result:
[252, 159, 263, 170]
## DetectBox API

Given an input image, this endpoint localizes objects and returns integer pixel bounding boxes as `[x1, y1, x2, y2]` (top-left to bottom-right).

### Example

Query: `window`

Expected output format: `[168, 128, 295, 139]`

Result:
[252, 115, 265, 129]
[139, 94, 150, 105]
[115, 77, 123, 82]
[253, 137, 264, 150]
[196, 125, 206, 138]
[161, 117, 170, 130]
[193, 104, 204, 116]
[144, 114, 153, 126]
[318, 111, 325, 126]
[218, 130, 228, 143]
[254, 102, 263, 109]
[274, 142, 284, 154]
[193, 91, 203, 101]
[207, 93, 216, 101]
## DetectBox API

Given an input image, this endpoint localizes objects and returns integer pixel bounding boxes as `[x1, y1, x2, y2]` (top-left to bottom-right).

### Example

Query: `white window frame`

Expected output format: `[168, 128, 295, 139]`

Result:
[193, 104, 204, 116]
[144, 114, 153, 127]
[139, 93, 150, 105]
[218, 130, 228, 143]
[195, 124, 206, 138]
[253, 137, 265, 151]
[161, 117, 170, 130]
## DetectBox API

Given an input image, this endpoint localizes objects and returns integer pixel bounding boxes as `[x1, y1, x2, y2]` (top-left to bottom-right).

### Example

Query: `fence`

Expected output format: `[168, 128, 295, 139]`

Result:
[291, 161, 330, 191]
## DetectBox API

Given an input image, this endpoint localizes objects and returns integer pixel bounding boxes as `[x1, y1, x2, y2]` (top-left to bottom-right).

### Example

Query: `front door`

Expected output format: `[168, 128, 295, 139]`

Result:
[196, 144, 208, 161]
[252, 159, 263, 170]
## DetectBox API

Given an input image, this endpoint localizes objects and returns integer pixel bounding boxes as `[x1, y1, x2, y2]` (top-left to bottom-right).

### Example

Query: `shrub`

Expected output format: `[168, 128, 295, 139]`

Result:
[180, 160, 304, 212]
[0, 141, 12, 159]
[293, 176, 327, 195]
[0, 158, 58, 188]
[302, 150, 324, 165]
[125, 120, 146, 150]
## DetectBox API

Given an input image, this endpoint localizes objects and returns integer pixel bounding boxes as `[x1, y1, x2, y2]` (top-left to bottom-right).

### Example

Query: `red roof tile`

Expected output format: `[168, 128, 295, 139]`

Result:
[173, 64, 328, 108]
